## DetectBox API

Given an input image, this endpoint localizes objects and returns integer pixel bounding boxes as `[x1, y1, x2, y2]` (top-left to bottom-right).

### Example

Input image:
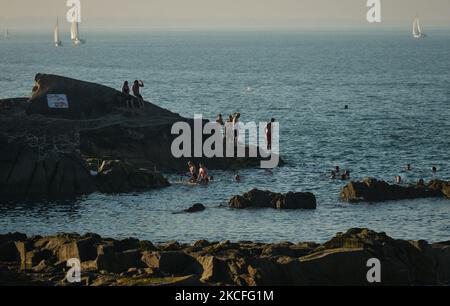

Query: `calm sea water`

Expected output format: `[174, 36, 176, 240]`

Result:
[1, 31, 449, 243]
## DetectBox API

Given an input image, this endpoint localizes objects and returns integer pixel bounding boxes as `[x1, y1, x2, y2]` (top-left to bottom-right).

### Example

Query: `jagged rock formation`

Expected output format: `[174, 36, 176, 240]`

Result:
[1, 228, 449, 286]
[0, 74, 276, 199]
[341, 178, 450, 202]
[229, 188, 317, 210]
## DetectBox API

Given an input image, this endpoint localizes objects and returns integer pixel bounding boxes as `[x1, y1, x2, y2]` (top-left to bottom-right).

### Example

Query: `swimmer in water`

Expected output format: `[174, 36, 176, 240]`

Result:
[330, 171, 337, 180]
[406, 164, 412, 171]
[396, 175, 402, 184]
[198, 163, 210, 184]
[234, 174, 241, 182]
[187, 162, 198, 182]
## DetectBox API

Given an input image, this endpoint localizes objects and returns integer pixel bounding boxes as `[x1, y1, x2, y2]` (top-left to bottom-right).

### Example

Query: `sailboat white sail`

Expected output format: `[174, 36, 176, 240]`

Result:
[54, 19, 63, 47]
[4, 29, 9, 40]
[413, 16, 426, 39]
[71, 21, 86, 45]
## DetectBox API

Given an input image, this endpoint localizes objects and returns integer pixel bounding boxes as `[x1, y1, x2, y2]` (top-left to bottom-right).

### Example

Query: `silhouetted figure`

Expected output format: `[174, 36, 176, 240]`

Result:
[265, 118, 275, 151]
[132, 80, 145, 109]
[216, 114, 224, 126]
[122, 81, 133, 108]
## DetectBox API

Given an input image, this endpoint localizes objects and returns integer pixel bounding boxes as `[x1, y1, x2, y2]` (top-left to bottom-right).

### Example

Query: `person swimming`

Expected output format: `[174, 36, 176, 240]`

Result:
[406, 164, 412, 171]
[234, 174, 241, 182]
[432, 166, 437, 173]
[330, 171, 337, 180]
[198, 163, 210, 184]
[396, 175, 402, 184]
[187, 162, 198, 182]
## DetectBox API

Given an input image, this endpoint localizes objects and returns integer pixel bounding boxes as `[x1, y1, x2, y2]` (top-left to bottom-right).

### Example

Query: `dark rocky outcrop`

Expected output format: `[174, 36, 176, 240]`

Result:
[1, 74, 278, 199]
[184, 203, 206, 213]
[341, 178, 450, 202]
[1, 228, 449, 286]
[229, 189, 317, 210]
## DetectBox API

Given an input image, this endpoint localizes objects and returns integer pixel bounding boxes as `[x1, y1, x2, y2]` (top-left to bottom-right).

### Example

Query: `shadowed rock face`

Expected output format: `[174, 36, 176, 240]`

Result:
[341, 178, 450, 202]
[0, 74, 279, 199]
[1, 228, 449, 286]
[229, 189, 317, 210]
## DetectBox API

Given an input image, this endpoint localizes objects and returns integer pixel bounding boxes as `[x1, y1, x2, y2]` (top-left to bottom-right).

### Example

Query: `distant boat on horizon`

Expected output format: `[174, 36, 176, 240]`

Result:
[413, 15, 426, 39]
[70, 21, 86, 46]
[54, 18, 63, 47]
[4, 28, 9, 40]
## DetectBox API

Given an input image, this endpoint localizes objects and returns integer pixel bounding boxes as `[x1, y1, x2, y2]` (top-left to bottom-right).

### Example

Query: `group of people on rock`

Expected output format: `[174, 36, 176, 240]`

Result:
[121, 80, 145, 109]
[187, 162, 213, 184]
[330, 166, 350, 180]
[215, 113, 276, 151]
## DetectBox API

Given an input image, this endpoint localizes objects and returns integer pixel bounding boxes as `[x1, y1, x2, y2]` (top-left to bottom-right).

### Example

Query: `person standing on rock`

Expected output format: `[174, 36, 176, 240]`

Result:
[122, 81, 133, 109]
[132, 80, 145, 109]
[265, 118, 275, 151]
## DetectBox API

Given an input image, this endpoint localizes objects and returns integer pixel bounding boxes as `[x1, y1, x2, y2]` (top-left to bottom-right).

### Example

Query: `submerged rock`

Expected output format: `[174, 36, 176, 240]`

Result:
[184, 203, 206, 213]
[229, 188, 317, 210]
[341, 178, 450, 202]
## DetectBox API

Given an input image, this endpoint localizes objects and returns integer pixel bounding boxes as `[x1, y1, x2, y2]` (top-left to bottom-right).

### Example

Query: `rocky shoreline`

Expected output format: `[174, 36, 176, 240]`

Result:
[341, 178, 450, 202]
[1, 228, 449, 286]
[0, 74, 276, 200]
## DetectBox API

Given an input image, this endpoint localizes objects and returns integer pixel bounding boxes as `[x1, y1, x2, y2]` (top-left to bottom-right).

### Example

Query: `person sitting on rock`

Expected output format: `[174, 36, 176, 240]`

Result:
[132, 80, 145, 109]
[187, 162, 198, 182]
[122, 81, 133, 108]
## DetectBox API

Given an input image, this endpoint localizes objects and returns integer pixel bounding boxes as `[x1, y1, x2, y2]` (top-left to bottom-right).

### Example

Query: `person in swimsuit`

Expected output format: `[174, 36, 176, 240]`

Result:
[132, 80, 145, 109]
[265, 118, 275, 150]
[187, 162, 198, 182]
[122, 81, 133, 108]
[198, 163, 209, 184]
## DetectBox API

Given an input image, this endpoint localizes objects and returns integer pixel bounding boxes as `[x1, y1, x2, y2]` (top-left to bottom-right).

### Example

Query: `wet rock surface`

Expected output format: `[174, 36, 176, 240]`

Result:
[1, 228, 449, 286]
[341, 178, 450, 202]
[229, 188, 317, 210]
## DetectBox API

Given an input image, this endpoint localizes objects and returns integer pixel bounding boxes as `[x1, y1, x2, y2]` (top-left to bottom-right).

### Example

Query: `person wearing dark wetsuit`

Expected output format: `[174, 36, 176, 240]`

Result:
[265, 118, 275, 151]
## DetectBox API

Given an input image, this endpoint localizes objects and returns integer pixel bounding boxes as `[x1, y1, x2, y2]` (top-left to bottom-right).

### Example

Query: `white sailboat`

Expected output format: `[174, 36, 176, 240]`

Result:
[4, 29, 9, 40]
[412, 15, 426, 39]
[70, 21, 86, 46]
[54, 18, 63, 47]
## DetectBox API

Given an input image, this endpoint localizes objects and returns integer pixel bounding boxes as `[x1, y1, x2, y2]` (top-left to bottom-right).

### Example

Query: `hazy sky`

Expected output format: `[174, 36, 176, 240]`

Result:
[1, 0, 450, 31]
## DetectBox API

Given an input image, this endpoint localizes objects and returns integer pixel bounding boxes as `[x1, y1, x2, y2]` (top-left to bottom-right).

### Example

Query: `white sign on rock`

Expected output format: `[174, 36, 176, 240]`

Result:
[47, 94, 69, 109]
